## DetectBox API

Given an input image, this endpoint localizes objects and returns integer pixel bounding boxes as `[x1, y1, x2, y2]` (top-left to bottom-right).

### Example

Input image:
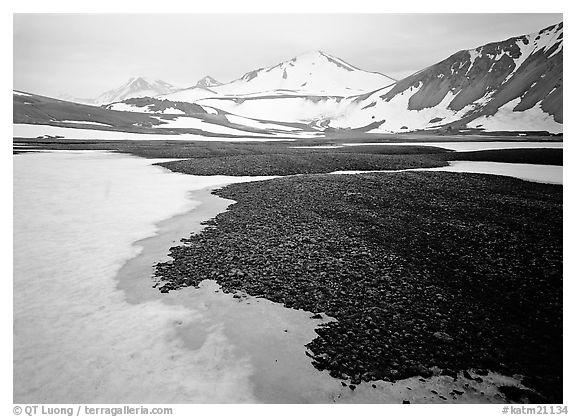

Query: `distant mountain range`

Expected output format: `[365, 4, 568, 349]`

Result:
[62, 77, 180, 106]
[16, 22, 563, 136]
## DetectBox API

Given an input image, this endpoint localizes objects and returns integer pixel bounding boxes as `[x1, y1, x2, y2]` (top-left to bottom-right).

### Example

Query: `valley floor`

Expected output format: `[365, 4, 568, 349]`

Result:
[155, 171, 562, 403]
[13, 136, 563, 403]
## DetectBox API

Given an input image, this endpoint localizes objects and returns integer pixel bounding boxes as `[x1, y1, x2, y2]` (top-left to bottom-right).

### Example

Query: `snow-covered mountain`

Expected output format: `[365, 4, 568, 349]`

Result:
[14, 90, 320, 139]
[112, 50, 396, 127]
[151, 50, 394, 104]
[153, 86, 218, 105]
[63, 77, 179, 106]
[94, 77, 179, 105]
[207, 51, 395, 96]
[53, 23, 563, 135]
[195, 76, 222, 88]
[106, 50, 394, 126]
[328, 22, 563, 133]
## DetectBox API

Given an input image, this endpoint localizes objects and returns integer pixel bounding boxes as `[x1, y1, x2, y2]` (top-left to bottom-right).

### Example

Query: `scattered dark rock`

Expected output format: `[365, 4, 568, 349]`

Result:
[498, 385, 544, 403]
[415, 366, 433, 378]
[154, 171, 562, 403]
[433, 332, 454, 343]
[158, 150, 447, 176]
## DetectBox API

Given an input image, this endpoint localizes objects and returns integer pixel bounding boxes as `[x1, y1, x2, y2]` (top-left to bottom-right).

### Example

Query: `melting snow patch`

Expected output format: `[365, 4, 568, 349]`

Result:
[162, 108, 186, 115]
[13, 123, 293, 142]
[151, 116, 271, 136]
[466, 49, 482, 74]
[62, 120, 113, 127]
[225, 114, 301, 132]
[468, 98, 562, 134]
[108, 103, 152, 113]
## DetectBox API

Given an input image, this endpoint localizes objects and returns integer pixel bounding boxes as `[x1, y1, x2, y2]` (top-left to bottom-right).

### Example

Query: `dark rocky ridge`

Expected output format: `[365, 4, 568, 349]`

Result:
[104, 97, 207, 116]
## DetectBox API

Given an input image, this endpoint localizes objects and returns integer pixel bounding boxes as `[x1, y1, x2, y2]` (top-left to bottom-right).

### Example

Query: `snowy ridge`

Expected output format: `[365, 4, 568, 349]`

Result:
[94, 77, 179, 105]
[329, 84, 478, 133]
[328, 22, 563, 134]
[106, 50, 398, 131]
[61, 77, 180, 106]
[207, 51, 395, 97]
[155, 87, 217, 103]
[467, 98, 562, 133]
[195, 76, 222, 88]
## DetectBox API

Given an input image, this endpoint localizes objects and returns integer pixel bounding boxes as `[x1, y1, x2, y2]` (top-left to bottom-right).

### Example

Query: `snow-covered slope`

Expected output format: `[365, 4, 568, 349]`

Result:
[13, 90, 321, 139]
[63, 77, 180, 106]
[210, 51, 395, 96]
[49, 24, 562, 136]
[195, 94, 355, 127]
[94, 77, 179, 105]
[111, 51, 396, 127]
[155, 86, 218, 103]
[329, 22, 563, 134]
[195, 76, 222, 88]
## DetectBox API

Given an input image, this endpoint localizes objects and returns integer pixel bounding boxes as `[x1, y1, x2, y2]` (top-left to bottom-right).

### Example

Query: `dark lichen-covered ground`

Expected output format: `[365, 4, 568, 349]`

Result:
[155, 171, 562, 403]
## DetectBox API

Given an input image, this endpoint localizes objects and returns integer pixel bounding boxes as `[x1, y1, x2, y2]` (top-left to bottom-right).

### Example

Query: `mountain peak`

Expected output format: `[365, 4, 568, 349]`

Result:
[288, 50, 369, 75]
[213, 50, 395, 96]
[294, 50, 329, 59]
[94, 77, 177, 105]
[126, 77, 170, 87]
[196, 76, 222, 88]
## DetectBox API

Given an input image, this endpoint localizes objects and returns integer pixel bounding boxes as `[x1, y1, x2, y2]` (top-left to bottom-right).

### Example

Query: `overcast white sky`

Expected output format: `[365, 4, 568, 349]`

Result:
[13, 13, 562, 98]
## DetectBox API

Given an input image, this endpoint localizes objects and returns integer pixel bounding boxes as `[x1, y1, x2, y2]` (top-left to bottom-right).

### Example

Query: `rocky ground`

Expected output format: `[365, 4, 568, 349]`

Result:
[14, 138, 562, 171]
[439, 148, 563, 166]
[14, 136, 563, 402]
[157, 152, 447, 176]
[154, 171, 562, 403]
